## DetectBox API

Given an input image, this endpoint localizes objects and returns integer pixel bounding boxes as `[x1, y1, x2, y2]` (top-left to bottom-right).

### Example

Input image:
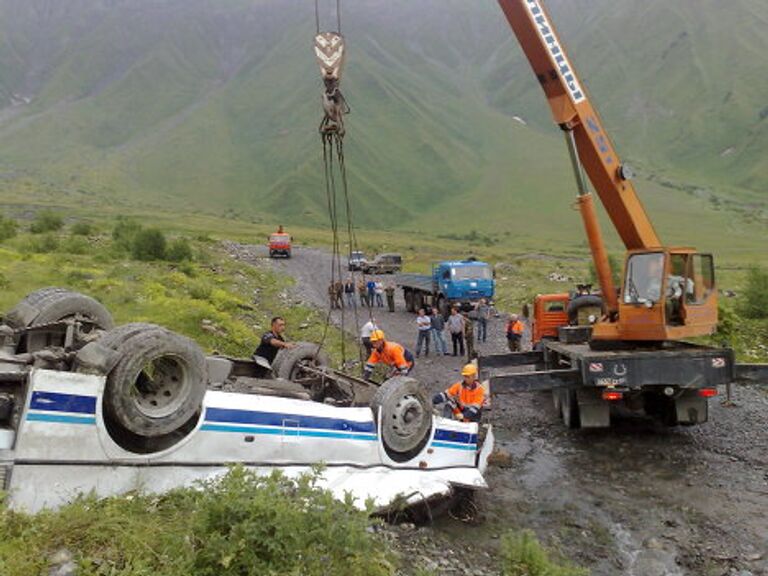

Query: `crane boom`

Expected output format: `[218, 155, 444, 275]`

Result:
[498, 0, 661, 251]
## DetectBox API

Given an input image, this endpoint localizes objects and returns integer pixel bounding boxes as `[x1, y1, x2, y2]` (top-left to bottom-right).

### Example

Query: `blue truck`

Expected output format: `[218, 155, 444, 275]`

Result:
[397, 260, 495, 317]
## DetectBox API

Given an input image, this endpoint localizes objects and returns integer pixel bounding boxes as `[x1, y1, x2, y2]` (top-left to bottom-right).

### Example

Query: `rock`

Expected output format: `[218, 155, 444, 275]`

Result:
[745, 553, 763, 562]
[487, 448, 513, 468]
[49, 548, 76, 576]
[644, 537, 663, 550]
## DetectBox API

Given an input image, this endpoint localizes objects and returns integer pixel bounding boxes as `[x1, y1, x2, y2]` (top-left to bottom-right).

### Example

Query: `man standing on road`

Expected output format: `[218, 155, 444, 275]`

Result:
[385, 281, 396, 313]
[432, 363, 486, 422]
[328, 282, 338, 310]
[254, 316, 295, 366]
[475, 298, 490, 343]
[357, 280, 368, 307]
[447, 307, 465, 357]
[366, 279, 376, 308]
[506, 313, 524, 352]
[344, 277, 356, 308]
[334, 281, 345, 309]
[463, 311, 476, 360]
[360, 317, 379, 356]
[430, 308, 448, 355]
[363, 330, 414, 381]
[374, 280, 385, 308]
[415, 308, 432, 357]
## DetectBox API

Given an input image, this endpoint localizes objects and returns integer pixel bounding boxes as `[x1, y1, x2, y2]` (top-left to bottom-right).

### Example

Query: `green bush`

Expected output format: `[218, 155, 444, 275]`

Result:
[30, 210, 64, 234]
[29, 234, 59, 253]
[131, 228, 166, 261]
[59, 236, 90, 255]
[112, 217, 143, 251]
[70, 222, 93, 236]
[0, 214, 18, 241]
[739, 266, 768, 319]
[167, 237, 194, 262]
[0, 467, 393, 576]
[500, 531, 588, 576]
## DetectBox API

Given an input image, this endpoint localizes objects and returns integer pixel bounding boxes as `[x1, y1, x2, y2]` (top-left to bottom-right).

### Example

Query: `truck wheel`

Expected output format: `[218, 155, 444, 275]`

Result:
[371, 376, 432, 462]
[274, 342, 330, 387]
[567, 295, 603, 326]
[414, 292, 424, 312]
[103, 326, 207, 438]
[561, 389, 580, 429]
[437, 297, 450, 320]
[6, 288, 114, 352]
[404, 290, 414, 313]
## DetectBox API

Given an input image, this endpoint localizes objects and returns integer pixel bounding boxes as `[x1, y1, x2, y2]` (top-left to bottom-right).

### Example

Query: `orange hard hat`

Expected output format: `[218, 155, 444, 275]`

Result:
[461, 364, 478, 377]
[370, 329, 385, 342]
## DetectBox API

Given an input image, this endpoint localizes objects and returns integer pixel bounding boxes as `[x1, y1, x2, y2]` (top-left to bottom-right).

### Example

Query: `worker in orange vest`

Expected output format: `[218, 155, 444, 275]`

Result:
[363, 330, 415, 381]
[506, 313, 524, 352]
[432, 364, 486, 423]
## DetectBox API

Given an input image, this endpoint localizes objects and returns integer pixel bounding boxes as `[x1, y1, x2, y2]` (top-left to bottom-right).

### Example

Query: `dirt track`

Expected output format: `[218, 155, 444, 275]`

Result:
[229, 243, 768, 576]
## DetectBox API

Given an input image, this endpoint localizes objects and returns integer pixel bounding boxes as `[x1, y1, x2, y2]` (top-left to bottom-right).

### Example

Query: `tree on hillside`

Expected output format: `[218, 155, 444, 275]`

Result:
[30, 210, 64, 234]
[740, 266, 768, 319]
[132, 229, 166, 261]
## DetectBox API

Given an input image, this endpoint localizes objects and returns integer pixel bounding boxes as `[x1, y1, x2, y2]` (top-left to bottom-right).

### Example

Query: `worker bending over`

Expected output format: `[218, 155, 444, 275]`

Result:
[432, 364, 486, 423]
[363, 330, 414, 381]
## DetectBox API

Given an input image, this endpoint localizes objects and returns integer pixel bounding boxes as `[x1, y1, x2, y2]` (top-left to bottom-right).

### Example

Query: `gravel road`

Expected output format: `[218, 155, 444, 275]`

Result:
[226, 243, 768, 576]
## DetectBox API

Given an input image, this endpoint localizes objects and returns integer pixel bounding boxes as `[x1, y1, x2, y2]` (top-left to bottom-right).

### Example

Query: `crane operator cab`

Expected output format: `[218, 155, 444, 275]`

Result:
[597, 249, 718, 342]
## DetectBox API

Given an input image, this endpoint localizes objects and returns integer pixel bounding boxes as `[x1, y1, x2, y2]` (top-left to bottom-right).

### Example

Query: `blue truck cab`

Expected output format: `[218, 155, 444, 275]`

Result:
[397, 259, 495, 316]
[433, 260, 495, 308]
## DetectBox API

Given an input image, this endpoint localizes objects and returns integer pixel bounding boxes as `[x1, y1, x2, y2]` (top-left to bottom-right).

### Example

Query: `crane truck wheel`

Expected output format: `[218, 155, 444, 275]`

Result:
[567, 295, 603, 326]
[561, 389, 580, 429]
[5, 288, 114, 352]
[404, 290, 415, 313]
[370, 376, 432, 462]
[103, 325, 207, 439]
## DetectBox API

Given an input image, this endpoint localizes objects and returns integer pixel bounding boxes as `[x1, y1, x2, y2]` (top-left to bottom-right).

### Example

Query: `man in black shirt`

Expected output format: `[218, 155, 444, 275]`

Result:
[254, 316, 295, 365]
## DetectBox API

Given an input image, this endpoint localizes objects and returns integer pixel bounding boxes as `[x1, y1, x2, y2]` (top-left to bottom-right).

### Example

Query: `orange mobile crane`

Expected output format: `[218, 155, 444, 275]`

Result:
[483, 0, 734, 428]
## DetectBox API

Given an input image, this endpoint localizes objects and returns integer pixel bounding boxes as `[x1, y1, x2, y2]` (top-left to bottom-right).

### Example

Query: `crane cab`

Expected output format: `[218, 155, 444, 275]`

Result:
[592, 249, 718, 342]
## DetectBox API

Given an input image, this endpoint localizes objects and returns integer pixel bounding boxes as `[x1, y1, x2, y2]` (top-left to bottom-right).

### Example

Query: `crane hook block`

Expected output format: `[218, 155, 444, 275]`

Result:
[315, 32, 349, 137]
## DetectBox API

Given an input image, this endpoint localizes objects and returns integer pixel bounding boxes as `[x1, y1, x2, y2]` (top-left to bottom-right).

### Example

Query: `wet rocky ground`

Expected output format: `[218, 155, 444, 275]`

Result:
[226, 243, 768, 576]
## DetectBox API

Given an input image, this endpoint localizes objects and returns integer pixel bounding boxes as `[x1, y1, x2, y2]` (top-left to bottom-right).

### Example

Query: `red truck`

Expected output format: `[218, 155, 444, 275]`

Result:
[268, 228, 292, 258]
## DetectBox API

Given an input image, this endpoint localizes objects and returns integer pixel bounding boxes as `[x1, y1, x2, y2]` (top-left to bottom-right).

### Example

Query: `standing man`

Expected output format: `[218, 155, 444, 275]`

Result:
[328, 282, 338, 310]
[385, 281, 396, 313]
[374, 281, 385, 308]
[366, 279, 376, 308]
[463, 311, 476, 360]
[360, 317, 378, 356]
[254, 316, 295, 366]
[475, 298, 490, 344]
[430, 308, 448, 355]
[506, 313, 525, 352]
[415, 308, 432, 357]
[432, 364, 486, 422]
[446, 307, 465, 357]
[357, 279, 368, 307]
[334, 281, 345, 309]
[344, 277, 356, 308]
[363, 330, 414, 381]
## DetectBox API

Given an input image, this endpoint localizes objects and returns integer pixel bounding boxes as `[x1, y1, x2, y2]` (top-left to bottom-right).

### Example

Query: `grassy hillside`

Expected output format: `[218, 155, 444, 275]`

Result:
[0, 0, 765, 253]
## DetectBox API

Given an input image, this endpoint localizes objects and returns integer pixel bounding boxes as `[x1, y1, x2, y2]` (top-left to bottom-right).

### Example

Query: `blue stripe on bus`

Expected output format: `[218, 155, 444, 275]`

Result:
[433, 429, 477, 445]
[200, 423, 377, 441]
[431, 441, 477, 451]
[27, 412, 96, 425]
[30, 391, 97, 415]
[205, 407, 376, 434]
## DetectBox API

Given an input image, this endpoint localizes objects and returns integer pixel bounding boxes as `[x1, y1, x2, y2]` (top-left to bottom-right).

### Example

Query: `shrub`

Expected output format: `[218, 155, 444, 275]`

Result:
[167, 237, 194, 262]
[0, 467, 392, 576]
[131, 228, 166, 261]
[70, 222, 93, 236]
[0, 214, 18, 241]
[500, 531, 588, 576]
[29, 233, 59, 253]
[30, 210, 64, 234]
[112, 217, 143, 251]
[59, 236, 90, 255]
[739, 266, 768, 319]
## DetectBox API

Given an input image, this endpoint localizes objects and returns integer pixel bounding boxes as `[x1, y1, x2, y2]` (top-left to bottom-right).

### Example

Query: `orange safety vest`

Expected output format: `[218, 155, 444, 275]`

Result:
[445, 380, 486, 420]
[366, 341, 413, 372]
[507, 320, 524, 336]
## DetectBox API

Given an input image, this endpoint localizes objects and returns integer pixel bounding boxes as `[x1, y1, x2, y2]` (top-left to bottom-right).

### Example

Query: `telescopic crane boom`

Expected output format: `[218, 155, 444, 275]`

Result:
[498, 0, 718, 343]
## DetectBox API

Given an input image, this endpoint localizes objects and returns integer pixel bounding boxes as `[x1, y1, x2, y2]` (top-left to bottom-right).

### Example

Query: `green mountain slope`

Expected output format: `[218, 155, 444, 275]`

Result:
[0, 0, 765, 257]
